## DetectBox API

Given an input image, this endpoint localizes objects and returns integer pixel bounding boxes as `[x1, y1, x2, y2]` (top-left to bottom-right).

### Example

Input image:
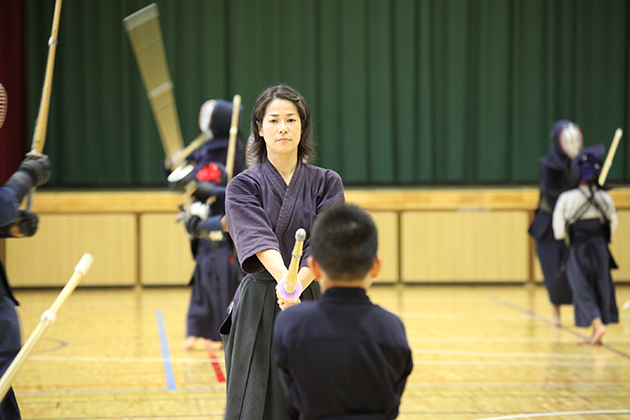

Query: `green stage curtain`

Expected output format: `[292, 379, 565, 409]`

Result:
[24, 0, 630, 186]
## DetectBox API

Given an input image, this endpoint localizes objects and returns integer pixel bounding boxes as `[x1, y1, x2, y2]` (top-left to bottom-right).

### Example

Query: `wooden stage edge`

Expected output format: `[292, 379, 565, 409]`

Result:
[25, 187, 630, 213]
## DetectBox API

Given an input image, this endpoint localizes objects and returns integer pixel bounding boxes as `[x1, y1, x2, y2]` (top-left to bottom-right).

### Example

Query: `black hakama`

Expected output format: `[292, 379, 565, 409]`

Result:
[565, 227, 619, 328]
[529, 157, 575, 305]
[221, 272, 320, 420]
[186, 240, 241, 341]
[533, 232, 572, 305]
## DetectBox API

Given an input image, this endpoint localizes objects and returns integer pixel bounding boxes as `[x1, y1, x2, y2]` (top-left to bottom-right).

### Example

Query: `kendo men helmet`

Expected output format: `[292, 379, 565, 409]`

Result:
[199, 99, 242, 140]
[571, 144, 605, 184]
[551, 120, 583, 159]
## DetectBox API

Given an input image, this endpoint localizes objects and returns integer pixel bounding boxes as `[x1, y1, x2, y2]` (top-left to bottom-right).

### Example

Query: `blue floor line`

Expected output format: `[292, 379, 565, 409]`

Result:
[155, 309, 177, 390]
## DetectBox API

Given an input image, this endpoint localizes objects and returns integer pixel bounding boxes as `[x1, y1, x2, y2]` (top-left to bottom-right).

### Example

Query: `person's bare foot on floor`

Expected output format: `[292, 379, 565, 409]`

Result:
[183, 336, 197, 349]
[550, 305, 561, 328]
[589, 318, 606, 346]
[204, 339, 223, 351]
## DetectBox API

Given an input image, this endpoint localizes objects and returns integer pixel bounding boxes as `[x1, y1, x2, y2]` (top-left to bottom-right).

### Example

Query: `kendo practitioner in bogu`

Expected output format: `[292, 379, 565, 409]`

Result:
[0, 156, 51, 419]
[552, 146, 619, 346]
[169, 99, 245, 351]
[529, 120, 583, 327]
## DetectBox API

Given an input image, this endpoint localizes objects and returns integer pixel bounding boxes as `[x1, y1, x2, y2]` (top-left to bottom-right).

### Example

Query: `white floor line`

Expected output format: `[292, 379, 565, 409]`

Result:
[412, 359, 628, 366]
[29, 355, 224, 364]
[411, 348, 614, 359]
[408, 336, 630, 343]
[474, 410, 630, 420]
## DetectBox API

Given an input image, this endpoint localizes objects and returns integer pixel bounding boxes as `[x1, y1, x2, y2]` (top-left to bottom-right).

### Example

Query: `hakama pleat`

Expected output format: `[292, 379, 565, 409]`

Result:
[535, 238, 572, 305]
[186, 240, 241, 341]
[220, 272, 320, 420]
[566, 237, 619, 328]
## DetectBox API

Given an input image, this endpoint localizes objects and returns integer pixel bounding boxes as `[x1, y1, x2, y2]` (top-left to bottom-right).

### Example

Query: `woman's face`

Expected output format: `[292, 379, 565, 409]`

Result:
[259, 99, 301, 159]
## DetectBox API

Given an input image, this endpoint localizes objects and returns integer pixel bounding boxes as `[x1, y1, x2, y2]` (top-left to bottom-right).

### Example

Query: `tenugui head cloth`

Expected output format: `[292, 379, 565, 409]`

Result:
[571, 143, 605, 183]
[551, 120, 583, 159]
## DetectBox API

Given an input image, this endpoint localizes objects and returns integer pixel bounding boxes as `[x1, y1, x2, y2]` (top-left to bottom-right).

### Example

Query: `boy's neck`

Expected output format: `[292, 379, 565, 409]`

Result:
[321, 277, 371, 292]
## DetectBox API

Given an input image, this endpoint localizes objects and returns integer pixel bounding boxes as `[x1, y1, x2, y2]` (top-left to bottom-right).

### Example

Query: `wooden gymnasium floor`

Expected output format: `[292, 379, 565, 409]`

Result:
[9, 283, 630, 420]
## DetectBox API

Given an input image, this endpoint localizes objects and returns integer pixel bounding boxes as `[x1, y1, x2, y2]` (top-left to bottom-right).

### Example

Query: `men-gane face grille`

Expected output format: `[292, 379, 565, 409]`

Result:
[560, 124, 583, 159]
[0, 84, 7, 130]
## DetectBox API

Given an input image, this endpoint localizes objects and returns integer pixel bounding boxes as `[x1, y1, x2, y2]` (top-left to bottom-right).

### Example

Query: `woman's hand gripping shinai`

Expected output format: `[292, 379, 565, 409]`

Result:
[255, 248, 315, 311]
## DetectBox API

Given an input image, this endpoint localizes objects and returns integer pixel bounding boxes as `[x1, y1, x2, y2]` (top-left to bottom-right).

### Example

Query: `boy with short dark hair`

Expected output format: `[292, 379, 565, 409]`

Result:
[273, 203, 413, 420]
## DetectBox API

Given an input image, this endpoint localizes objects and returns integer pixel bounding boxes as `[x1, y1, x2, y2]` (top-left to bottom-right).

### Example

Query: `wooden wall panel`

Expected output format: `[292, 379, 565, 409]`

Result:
[610, 210, 630, 282]
[401, 211, 529, 282]
[139, 214, 196, 286]
[3, 190, 627, 287]
[532, 210, 630, 283]
[6, 214, 136, 287]
[369, 211, 398, 283]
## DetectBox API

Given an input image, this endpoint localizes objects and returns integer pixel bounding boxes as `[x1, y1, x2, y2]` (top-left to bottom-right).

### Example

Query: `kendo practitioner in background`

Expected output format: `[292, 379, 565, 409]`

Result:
[171, 99, 245, 351]
[273, 202, 413, 420]
[552, 146, 619, 346]
[221, 85, 345, 420]
[0, 156, 51, 420]
[529, 120, 583, 327]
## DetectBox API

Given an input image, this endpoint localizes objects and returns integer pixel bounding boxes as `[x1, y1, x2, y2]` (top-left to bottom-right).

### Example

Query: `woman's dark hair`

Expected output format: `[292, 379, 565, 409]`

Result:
[310, 203, 378, 281]
[246, 84, 314, 166]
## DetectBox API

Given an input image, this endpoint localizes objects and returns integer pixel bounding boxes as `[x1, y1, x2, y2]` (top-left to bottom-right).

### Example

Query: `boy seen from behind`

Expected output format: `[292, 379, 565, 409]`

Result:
[273, 203, 413, 420]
